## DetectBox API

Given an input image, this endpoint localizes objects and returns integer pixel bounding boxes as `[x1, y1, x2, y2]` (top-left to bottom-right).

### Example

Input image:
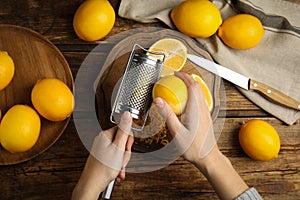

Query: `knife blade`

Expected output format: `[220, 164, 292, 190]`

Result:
[187, 54, 300, 111]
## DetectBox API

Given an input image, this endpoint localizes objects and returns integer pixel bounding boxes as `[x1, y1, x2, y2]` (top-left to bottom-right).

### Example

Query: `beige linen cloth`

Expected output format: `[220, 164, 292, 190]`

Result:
[118, 0, 300, 125]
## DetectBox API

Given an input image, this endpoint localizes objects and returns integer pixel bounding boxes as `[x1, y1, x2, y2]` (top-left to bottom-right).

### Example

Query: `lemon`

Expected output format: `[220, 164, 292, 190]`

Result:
[171, 0, 222, 38]
[0, 51, 15, 91]
[153, 75, 188, 115]
[148, 38, 187, 77]
[0, 105, 41, 153]
[218, 14, 264, 50]
[239, 119, 280, 161]
[191, 74, 213, 112]
[73, 0, 115, 41]
[31, 78, 74, 122]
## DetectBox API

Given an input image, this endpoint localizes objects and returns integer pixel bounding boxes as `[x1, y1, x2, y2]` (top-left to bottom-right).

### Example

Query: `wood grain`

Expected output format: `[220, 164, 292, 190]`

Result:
[0, 0, 299, 200]
[0, 24, 74, 165]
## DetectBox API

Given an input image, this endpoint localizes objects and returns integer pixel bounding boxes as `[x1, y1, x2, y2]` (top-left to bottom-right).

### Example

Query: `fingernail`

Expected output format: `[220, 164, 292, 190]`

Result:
[154, 98, 164, 108]
[121, 111, 132, 123]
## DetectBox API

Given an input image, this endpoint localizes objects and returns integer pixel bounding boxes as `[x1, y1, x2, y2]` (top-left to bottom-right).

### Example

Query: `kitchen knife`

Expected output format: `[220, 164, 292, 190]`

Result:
[187, 54, 300, 111]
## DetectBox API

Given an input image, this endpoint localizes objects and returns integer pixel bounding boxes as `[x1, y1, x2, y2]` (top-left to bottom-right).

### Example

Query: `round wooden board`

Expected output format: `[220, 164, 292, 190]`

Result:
[0, 24, 74, 165]
[95, 28, 221, 152]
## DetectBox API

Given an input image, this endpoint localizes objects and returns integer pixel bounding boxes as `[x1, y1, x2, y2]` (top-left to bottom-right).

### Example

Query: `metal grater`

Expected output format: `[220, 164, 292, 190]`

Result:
[110, 44, 165, 131]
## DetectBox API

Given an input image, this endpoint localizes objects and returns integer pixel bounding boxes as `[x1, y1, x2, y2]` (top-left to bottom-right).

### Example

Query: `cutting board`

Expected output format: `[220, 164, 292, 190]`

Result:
[0, 24, 73, 165]
[95, 28, 221, 153]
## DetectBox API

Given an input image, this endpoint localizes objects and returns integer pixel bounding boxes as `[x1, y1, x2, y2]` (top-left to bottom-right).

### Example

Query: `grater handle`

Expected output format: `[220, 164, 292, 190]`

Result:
[99, 179, 115, 200]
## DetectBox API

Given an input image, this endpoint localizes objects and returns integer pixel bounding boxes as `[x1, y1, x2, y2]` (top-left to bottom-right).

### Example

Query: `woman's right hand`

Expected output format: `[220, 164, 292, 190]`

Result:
[153, 71, 216, 164]
[154, 72, 252, 200]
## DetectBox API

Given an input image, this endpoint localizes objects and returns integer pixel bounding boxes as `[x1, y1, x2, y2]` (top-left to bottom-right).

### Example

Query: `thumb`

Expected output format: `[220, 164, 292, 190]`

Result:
[153, 98, 182, 137]
[114, 112, 132, 149]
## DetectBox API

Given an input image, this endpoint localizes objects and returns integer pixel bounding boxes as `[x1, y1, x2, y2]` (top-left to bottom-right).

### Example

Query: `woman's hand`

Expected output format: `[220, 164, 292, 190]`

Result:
[72, 112, 134, 200]
[155, 72, 250, 200]
[153, 71, 216, 163]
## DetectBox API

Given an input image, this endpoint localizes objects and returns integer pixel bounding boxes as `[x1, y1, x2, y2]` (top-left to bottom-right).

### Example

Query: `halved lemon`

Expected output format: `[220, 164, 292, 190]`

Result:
[191, 74, 213, 112]
[148, 38, 187, 77]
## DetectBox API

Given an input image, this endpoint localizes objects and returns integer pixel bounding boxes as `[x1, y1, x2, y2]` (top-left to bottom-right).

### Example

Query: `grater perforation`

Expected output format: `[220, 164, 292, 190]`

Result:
[110, 44, 165, 131]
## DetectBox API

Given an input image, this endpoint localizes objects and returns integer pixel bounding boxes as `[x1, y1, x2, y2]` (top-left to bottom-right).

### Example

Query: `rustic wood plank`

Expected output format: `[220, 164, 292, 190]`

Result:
[0, 0, 299, 199]
[111, 117, 300, 200]
[0, 117, 298, 199]
[1, 0, 299, 45]
[0, 0, 166, 44]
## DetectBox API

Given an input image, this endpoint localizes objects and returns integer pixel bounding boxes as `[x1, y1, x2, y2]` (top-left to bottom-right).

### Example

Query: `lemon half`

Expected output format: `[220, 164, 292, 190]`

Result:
[148, 38, 187, 77]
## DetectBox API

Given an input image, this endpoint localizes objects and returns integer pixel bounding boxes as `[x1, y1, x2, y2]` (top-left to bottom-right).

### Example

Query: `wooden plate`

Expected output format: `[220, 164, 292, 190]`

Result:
[95, 28, 221, 152]
[0, 24, 73, 165]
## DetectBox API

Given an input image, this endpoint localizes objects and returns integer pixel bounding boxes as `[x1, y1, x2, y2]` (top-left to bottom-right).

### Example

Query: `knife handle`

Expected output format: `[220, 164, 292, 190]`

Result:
[249, 79, 300, 111]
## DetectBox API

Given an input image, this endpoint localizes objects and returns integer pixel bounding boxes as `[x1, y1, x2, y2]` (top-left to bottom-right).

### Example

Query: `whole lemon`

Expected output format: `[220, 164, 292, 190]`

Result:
[218, 14, 264, 49]
[0, 105, 41, 153]
[73, 0, 115, 41]
[0, 51, 15, 91]
[239, 119, 280, 161]
[171, 0, 222, 38]
[31, 78, 74, 122]
[153, 75, 188, 115]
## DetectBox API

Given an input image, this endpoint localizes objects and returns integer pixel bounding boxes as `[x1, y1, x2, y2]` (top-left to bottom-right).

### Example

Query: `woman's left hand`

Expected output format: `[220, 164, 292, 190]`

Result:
[72, 112, 134, 200]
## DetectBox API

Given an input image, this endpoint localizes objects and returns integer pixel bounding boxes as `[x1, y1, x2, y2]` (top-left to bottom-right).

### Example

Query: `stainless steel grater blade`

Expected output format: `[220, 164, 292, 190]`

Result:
[110, 44, 165, 131]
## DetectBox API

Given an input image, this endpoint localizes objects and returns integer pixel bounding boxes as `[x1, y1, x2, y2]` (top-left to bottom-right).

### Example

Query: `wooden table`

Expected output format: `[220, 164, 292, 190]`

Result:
[0, 0, 299, 199]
